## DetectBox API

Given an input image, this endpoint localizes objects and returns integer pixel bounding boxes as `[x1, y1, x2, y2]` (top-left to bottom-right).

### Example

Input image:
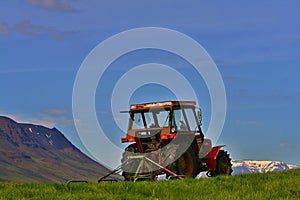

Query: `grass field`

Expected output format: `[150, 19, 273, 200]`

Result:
[0, 169, 299, 200]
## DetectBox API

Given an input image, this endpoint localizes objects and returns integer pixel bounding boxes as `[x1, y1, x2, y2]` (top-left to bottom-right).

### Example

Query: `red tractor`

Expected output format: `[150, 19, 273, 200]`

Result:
[120, 101, 232, 181]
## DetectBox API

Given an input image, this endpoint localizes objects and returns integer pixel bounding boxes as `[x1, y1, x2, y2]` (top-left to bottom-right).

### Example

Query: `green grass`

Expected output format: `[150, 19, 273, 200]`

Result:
[0, 169, 299, 200]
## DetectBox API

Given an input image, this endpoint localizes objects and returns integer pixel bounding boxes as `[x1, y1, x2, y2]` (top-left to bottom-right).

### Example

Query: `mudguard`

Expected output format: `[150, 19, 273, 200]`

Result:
[206, 145, 225, 170]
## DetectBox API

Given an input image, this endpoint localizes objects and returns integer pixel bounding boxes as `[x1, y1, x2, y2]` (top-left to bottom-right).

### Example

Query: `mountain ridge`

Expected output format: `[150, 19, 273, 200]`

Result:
[0, 115, 119, 183]
[231, 160, 299, 175]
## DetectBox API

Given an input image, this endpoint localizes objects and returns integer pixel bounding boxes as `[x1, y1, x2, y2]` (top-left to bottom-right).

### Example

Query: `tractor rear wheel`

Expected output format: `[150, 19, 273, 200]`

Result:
[167, 147, 198, 178]
[214, 150, 232, 176]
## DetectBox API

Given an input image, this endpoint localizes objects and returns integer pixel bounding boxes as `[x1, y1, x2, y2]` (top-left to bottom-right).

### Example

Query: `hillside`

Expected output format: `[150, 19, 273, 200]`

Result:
[0, 116, 119, 183]
[0, 168, 299, 199]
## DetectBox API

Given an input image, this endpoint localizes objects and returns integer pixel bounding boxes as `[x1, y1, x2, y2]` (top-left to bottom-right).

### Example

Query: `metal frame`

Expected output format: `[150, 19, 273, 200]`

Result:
[98, 154, 184, 182]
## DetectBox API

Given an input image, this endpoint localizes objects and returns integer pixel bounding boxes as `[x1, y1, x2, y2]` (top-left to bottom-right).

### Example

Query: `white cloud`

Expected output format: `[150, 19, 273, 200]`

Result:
[0, 67, 74, 74]
[25, 0, 77, 12]
[2, 113, 56, 127]
[47, 109, 66, 115]
[0, 20, 76, 40]
[235, 120, 263, 126]
[1, 111, 75, 128]
[0, 21, 52, 35]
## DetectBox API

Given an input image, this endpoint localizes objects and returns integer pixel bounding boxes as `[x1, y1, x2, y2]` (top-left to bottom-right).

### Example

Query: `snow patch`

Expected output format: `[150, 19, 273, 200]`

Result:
[232, 160, 299, 174]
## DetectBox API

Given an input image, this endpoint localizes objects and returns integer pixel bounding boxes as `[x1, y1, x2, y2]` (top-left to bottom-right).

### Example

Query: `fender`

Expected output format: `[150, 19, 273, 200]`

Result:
[206, 145, 225, 170]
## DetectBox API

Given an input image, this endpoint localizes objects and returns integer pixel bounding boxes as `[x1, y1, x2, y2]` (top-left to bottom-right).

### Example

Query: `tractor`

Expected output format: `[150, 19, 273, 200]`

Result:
[120, 101, 232, 181]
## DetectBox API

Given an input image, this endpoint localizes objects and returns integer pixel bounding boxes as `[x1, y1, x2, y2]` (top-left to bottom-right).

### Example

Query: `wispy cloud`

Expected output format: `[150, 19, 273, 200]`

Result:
[57, 116, 74, 125]
[0, 67, 74, 74]
[279, 143, 287, 148]
[235, 120, 263, 125]
[0, 20, 51, 35]
[25, 0, 78, 12]
[224, 76, 240, 81]
[278, 142, 298, 152]
[1, 111, 75, 128]
[3, 113, 56, 127]
[47, 109, 66, 115]
[0, 20, 76, 40]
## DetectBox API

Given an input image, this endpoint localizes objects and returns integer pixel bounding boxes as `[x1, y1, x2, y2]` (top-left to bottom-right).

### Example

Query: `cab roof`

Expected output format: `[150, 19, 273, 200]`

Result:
[130, 101, 196, 111]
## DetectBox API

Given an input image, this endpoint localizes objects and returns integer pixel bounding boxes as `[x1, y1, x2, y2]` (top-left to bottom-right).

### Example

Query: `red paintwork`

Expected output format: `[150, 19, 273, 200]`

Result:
[160, 133, 176, 140]
[121, 137, 135, 143]
[121, 132, 194, 143]
[206, 145, 225, 170]
[135, 138, 143, 152]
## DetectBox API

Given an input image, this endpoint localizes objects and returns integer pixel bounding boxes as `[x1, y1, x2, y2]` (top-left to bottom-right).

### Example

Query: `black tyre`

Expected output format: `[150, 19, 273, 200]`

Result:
[214, 150, 232, 176]
[167, 147, 198, 178]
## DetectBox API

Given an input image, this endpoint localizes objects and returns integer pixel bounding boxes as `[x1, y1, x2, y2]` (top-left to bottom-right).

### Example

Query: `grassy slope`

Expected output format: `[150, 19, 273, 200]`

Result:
[0, 169, 299, 200]
[0, 116, 118, 183]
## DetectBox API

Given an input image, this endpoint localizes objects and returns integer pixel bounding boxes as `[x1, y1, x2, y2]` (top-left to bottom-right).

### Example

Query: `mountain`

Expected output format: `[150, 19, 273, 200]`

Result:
[0, 116, 119, 183]
[232, 160, 299, 175]
[195, 160, 299, 178]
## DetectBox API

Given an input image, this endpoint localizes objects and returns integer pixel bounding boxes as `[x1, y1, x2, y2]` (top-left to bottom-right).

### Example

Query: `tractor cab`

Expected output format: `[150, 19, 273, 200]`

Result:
[121, 101, 204, 151]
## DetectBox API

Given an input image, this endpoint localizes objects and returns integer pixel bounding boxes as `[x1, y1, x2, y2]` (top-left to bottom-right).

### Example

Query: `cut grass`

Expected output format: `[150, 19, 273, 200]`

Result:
[0, 169, 299, 200]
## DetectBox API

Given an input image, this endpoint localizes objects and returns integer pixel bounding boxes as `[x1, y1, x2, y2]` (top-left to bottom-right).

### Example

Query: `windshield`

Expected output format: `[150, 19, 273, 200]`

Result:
[172, 107, 199, 132]
[130, 109, 170, 130]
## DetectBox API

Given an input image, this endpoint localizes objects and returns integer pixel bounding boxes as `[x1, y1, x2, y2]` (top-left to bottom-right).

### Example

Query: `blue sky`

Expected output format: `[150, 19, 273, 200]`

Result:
[1, 0, 300, 166]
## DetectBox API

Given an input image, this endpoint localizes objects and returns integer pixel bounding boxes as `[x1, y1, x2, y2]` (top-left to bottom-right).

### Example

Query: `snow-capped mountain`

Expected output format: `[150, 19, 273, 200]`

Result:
[195, 160, 299, 178]
[232, 160, 299, 175]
